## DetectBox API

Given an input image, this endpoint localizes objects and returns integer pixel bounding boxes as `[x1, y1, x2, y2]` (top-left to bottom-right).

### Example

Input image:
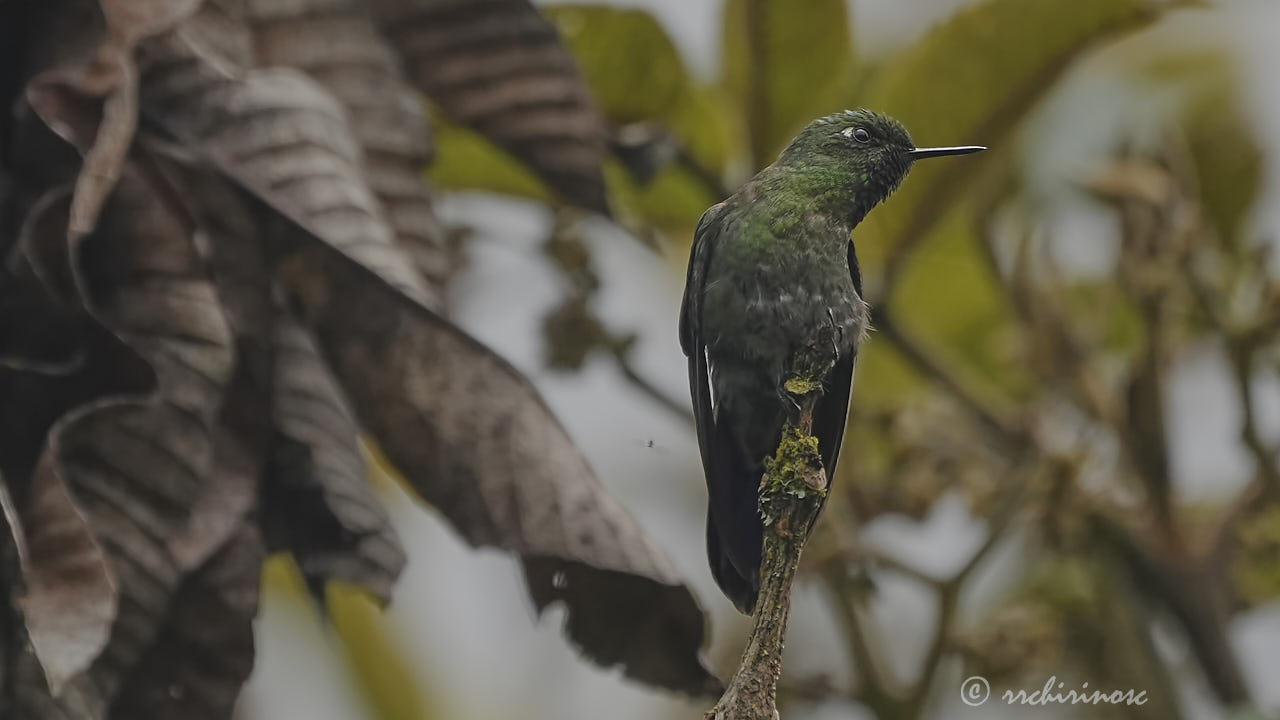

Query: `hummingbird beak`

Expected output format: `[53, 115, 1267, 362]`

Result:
[906, 145, 987, 160]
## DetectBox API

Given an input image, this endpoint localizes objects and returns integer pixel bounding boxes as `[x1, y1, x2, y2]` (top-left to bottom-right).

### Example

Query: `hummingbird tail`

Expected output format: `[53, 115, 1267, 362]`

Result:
[704, 406, 768, 615]
[706, 509, 758, 615]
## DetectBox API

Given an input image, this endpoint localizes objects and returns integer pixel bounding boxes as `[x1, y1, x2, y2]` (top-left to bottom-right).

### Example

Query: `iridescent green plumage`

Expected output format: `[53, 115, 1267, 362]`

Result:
[680, 109, 983, 613]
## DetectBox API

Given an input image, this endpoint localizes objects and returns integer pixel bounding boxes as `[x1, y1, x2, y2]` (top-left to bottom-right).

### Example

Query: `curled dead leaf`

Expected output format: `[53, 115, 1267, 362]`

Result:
[111, 518, 264, 720]
[138, 19, 433, 306]
[248, 0, 452, 303]
[369, 0, 611, 215]
[264, 315, 406, 602]
[275, 237, 721, 695]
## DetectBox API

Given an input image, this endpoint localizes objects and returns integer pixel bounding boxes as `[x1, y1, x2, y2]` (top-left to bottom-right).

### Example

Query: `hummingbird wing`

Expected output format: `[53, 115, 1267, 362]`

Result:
[680, 201, 761, 613]
[679, 200, 729, 458]
[679, 201, 726, 362]
[810, 239, 864, 479]
[813, 351, 854, 481]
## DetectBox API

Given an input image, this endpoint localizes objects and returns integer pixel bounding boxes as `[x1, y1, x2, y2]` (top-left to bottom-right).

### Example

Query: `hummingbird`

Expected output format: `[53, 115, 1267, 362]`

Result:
[679, 109, 984, 614]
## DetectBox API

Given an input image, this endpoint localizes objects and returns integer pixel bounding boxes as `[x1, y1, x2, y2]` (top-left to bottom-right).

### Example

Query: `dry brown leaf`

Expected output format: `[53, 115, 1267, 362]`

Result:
[14, 441, 117, 697]
[2, 189, 157, 478]
[6, 645, 103, 720]
[134, 25, 715, 682]
[25, 0, 202, 240]
[158, 152, 407, 603]
[3, 446, 118, 704]
[276, 238, 721, 695]
[137, 19, 432, 306]
[264, 315, 406, 602]
[100, 318, 263, 720]
[16, 166, 238, 713]
[9, 1, 715, 703]
[0, 262, 84, 375]
[249, 0, 452, 305]
[368, 0, 611, 215]
[2, 189, 152, 699]
[110, 506, 263, 720]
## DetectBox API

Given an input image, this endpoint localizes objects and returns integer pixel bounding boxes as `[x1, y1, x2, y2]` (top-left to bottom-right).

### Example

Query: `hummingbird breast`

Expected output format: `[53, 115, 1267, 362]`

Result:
[699, 212, 867, 404]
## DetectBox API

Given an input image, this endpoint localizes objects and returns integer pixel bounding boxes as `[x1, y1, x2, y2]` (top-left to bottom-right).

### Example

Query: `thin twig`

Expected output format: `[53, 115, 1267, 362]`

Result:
[742, 0, 769, 170]
[1181, 239, 1280, 493]
[612, 345, 695, 425]
[819, 563, 902, 717]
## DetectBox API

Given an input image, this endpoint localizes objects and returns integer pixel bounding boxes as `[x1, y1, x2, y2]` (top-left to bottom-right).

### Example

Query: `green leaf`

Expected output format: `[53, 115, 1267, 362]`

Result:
[328, 581, 440, 720]
[1135, 45, 1262, 243]
[857, 209, 1033, 410]
[721, 0, 854, 166]
[845, 0, 1174, 406]
[857, 0, 1171, 279]
[545, 5, 690, 125]
[606, 160, 718, 233]
[426, 118, 554, 204]
[1179, 70, 1262, 244]
[894, 214, 1028, 392]
[262, 554, 441, 720]
[849, 340, 925, 408]
[544, 5, 734, 227]
[666, 85, 738, 176]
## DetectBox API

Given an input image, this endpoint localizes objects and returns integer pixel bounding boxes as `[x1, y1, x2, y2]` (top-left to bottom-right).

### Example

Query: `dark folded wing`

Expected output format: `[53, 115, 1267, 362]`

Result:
[808, 238, 863, 488]
[813, 351, 854, 480]
[681, 202, 763, 612]
[679, 201, 728, 477]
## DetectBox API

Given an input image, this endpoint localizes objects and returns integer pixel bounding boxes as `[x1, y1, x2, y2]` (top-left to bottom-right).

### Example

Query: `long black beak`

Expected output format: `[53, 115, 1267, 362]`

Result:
[907, 145, 987, 160]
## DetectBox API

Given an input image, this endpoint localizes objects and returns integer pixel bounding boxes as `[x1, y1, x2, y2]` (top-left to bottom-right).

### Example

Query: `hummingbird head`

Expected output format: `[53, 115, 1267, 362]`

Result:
[777, 109, 985, 219]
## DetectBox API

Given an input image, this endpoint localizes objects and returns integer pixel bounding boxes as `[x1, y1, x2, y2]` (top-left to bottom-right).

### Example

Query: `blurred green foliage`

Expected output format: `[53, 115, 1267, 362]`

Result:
[549, 6, 689, 123]
[721, 0, 855, 165]
[1234, 506, 1280, 605]
[427, 120, 553, 205]
[424, 0, 1263, 450]
[427, 0, 1209, 399]
[1181, 81, 1263, 245]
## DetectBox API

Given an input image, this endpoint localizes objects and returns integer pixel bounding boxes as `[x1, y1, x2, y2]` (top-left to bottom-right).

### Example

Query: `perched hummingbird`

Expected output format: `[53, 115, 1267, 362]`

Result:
[679, 109, 984, 614]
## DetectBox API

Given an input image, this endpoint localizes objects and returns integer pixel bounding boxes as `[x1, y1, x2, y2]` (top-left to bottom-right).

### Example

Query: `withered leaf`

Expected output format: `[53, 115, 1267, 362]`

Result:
[137, 21, 433, 307]
[0, 267, 83, 376]
[368, 0, 611, 215]
[7, 645, 103, 720]
[7, 0, 716, 706]
[248, 0, 452, 304]
[15, 430, 117, 698]
[24, 0, 202, 239]
[20, 166, 237, 711]
[264, 315, 406, 602]
[102, 326, 263, 720]
[3, 452, 118, 712]
[276, 238, 721, 696]
[110, 523, 263, 720]
[3, 190, 157, 483]
[155, 145, 407, 604]
[2, 189, 151, 699]
[140, 31, 715, 679]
